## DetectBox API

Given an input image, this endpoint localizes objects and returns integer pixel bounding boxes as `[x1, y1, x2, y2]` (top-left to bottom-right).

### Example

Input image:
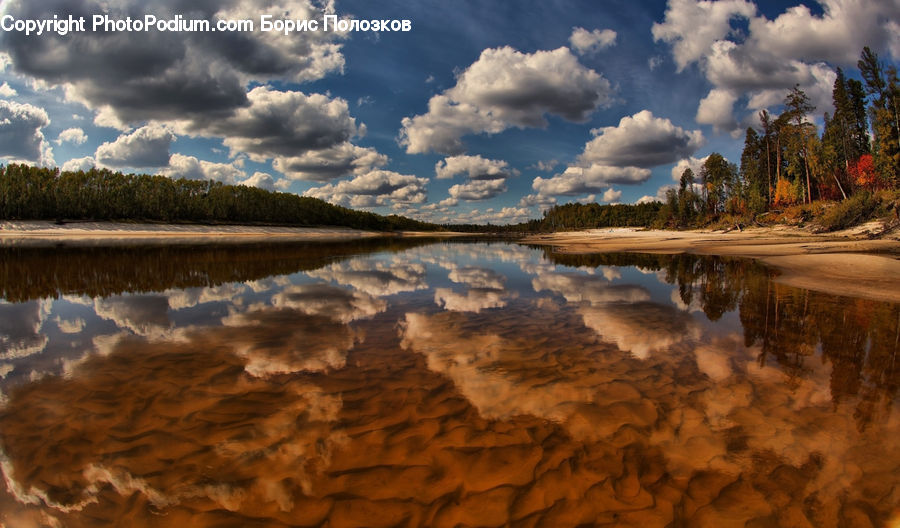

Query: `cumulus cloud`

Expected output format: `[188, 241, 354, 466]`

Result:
[400, 46, 613, 154]
[695, 89, 739, 132]
[532, 165, 651, 196]
[0, 100, 51, 164]
[162, 153, 245, 184]
[0, 82, 17, 97]
[532, 110, 702, 199]
[95, 124, 174, 168]
[187, 86, 360, 159]
[529, 159, 559, 172]
[56, 127, 87, 145]
[0, 0, 372, 179]
[303, 170, 428, 208]
[0, 0, 347, 126]
[435, 154, 513, 180]
[448, 178, 508, 201]
[579, 110, 705, 168]
[452, 206, 533, 225]
[602, 188, 622, 203]
[272, 143, 387, 182]
[435, 155, 516, 202]
[518, 193, 557, 208]
[61, 156, 96, 172]
[652, 0, 758, 71]
[569, 27, 617, 55]
[653, 0, 900, 131]
[239, 171, 277, 191]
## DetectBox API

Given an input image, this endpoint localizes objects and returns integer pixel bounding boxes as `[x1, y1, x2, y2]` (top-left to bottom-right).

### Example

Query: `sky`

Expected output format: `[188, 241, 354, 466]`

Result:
[1, 0, 899, 224]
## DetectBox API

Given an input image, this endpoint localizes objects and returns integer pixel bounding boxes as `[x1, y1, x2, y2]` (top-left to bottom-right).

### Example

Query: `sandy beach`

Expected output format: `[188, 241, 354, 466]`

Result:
[0, 220, 401, 247]
[524, 224, 900, 303]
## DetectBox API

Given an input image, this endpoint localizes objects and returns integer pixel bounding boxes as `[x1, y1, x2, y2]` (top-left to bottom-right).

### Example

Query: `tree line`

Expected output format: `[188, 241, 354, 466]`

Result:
[657, 46, 899, 229]
[0, 164, 440, 232]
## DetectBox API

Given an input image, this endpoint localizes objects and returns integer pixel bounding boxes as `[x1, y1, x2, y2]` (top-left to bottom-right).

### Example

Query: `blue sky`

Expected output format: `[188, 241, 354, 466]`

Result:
[1, 0, 898, 223]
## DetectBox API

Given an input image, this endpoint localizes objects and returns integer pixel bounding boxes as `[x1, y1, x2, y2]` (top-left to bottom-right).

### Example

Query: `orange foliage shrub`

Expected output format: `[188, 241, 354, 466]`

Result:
[773, 178, 800, 207]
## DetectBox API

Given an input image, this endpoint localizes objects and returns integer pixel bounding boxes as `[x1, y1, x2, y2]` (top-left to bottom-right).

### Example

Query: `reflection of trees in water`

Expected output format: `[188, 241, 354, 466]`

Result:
[537, 247, 900, 430]
[0, 238, 443, 302]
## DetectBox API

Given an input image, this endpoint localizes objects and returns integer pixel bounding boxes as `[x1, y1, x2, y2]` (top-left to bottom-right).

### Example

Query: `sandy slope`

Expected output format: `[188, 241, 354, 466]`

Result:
[523, 225, 900, 303]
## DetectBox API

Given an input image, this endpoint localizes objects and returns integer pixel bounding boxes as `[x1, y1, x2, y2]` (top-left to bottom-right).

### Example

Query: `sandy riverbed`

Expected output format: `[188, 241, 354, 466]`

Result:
[523, 224, 900, 303]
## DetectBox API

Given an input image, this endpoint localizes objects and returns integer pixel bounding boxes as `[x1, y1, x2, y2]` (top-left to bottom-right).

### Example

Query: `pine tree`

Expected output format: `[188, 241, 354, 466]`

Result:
[740, 127, 767, 212]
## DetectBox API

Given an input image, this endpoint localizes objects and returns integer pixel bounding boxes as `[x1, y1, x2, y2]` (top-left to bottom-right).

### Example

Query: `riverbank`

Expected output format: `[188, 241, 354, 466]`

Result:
[0, 221, 471, 247]
[523, 223, 900, 303]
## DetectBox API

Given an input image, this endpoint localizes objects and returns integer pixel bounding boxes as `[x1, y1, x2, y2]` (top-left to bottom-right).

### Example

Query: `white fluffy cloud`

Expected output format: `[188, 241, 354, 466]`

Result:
[450, 206, 533, 225]
[436, 154, 515, 202]
[162, 154, 245, 184]
[579, 110, 705, 168]
[239, 171, 277, 191]
[303, 170, 428, 208]
[518, 193, 557, 208]
[652, 0, 757, 71]
[272, 142, 388, 182]
[95, 124, 174, 168]
[400, 46, 613, 154]
[61, 156, 96, 172]
[653, 0, 900, 132]
[569, 27, 617, 55]
[695, 89, 739, 132]
[56, 127, 87, 145]
[448, 178, 508, 201]
[435, 154, 513, 180]
[529, 110, 702, 199]
[0, 82, 17, 97]
[0, 100, 51, 164]
[272, 143, 387, 182]
[533, 166, 651, 197]
[602, 188, 622, 203]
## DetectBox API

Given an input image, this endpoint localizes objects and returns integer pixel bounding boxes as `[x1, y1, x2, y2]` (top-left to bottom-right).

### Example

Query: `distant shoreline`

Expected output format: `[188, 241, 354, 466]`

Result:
[0, 220, 472, 247]
[523, 225, 900, 304]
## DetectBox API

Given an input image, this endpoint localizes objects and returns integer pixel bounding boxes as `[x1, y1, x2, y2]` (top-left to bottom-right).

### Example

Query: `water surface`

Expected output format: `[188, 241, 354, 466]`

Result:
[1, 241, 898, 527]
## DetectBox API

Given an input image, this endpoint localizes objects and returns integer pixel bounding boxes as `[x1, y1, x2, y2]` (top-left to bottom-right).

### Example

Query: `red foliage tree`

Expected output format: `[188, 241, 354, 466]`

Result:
[849, 154, 879, 190]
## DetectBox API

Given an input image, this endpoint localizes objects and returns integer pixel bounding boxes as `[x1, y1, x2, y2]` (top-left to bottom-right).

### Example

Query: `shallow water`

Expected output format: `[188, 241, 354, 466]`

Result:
[0, 241, 898, 527]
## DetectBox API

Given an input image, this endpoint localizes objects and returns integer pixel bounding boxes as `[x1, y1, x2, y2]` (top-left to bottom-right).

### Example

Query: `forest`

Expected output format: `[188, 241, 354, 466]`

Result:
[0, 164, 440, 232]
[653, 46, 899, 231]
